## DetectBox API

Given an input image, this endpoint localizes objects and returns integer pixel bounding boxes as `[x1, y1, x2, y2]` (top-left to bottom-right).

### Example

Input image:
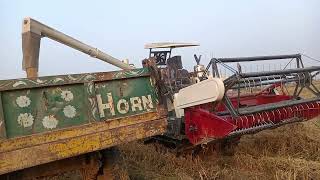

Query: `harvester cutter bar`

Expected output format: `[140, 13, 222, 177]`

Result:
[228, 117, 301, 137]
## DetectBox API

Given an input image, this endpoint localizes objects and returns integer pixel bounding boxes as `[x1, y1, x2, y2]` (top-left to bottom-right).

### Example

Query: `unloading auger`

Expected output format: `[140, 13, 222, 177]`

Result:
[22, 17, 133, 78]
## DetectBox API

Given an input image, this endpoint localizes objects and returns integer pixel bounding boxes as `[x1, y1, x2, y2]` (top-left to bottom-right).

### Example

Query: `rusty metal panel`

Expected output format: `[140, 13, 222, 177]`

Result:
[84, 82, 100, 121]
[0, 93, 6, 139]
[0, 112, 167, 175]
[95, 77, 158, 120]
[0, 68, 150, 91]
[0, 67, 167, 175]
[2, 84, 88, 138]
[0, 68, 158, 139]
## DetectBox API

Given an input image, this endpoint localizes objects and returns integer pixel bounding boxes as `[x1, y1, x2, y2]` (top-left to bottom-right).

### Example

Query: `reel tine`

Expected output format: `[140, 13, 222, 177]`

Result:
[264, 111, 270, 124]
[256, 113, 260, 125]
[301, 103, 310, 118]
[299, 104, 306, 118]
[269, 111, 275, 124]
[241, 116, 245, 128]
[262, 112, 267, 125]
[294, 105, 299, 117]
[271, 109, 276, 122]
[249, 114, 254, 127]
[306, 103, 310, 117]
[253, 77, 256, 89]
[276, 109, 282, 122]
[257, 112, 263, 125]
[246, 114, 250, 127]
[262, 112, 268, 124]
[259, 76, 263, 91]
[279, 74, 283, 90]
[247, 78, 251, 92]
[266, 76, 270, 93]
[288, 106, 293, 115]
[244, 78, 248, 91]
[234, 116, 238, 127]
[283, 107, 288, 119]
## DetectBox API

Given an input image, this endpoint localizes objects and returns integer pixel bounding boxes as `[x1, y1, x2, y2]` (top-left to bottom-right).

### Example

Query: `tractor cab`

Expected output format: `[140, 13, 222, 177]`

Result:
[144, 42, 200, 67]
[143, 42, 206, 93]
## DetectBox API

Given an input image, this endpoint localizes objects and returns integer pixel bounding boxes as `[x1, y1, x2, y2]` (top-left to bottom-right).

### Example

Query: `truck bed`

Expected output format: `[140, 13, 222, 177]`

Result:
[0, 68, 167, 175]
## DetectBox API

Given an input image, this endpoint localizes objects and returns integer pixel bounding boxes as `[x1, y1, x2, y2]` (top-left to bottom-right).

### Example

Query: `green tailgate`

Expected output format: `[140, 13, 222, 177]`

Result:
[0, 68, 159, 138]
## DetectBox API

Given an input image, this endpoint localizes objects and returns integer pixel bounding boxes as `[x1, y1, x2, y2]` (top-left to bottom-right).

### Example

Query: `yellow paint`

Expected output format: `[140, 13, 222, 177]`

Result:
[49, 134, 101, 157]
[0, 110, 163, 153]
[0, 110, 167, 175]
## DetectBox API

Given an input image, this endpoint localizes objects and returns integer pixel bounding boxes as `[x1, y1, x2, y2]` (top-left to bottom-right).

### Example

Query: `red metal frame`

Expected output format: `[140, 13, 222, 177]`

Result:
[184, 84, 320, 144]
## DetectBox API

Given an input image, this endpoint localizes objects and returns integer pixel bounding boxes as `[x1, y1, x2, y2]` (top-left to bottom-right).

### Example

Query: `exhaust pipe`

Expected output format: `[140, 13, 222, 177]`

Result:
[22, 17, 133, 78]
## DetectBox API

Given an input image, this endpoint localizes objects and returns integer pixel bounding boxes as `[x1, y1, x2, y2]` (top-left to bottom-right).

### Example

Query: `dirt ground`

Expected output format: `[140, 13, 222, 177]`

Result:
[42, 117, 320, 180]
[119, 118, 320, 180]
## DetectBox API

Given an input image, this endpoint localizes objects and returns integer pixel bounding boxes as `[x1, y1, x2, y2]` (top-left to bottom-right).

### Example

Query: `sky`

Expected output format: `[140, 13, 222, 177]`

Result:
[0, 0, 319, 79]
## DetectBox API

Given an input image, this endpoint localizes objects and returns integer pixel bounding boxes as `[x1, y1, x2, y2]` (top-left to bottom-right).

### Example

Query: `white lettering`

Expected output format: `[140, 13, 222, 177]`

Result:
[96, 93, 115, 118]
[117, 99, 129, 114]
[141, 95, 154, 110]
[130, 97, 143, 112]
[96, 93, 153, 117]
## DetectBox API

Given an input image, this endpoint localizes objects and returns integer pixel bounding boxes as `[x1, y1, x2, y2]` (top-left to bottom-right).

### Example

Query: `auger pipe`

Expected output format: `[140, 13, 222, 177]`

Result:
[22, 17, 133, 78]
[239, 66, 320, 78]
[217, 54, 301, 63]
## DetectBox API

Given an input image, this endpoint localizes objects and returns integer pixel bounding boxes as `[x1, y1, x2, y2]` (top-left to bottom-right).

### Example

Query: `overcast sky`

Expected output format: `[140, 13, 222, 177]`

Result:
[0, 0, 319, 79]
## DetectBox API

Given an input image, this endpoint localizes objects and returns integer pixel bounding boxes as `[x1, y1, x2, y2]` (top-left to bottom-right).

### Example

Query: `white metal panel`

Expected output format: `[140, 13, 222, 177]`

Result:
[174, 78, 225, 117]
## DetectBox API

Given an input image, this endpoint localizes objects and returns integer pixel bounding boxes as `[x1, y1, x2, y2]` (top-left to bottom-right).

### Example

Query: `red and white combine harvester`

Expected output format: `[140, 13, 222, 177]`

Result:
[143, 43, 320, 152]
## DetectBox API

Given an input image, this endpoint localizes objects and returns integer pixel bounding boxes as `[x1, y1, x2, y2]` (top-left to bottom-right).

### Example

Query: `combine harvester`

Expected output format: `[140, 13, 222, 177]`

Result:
[146, 45, 320, 153]
[0, 17, 320, 179]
